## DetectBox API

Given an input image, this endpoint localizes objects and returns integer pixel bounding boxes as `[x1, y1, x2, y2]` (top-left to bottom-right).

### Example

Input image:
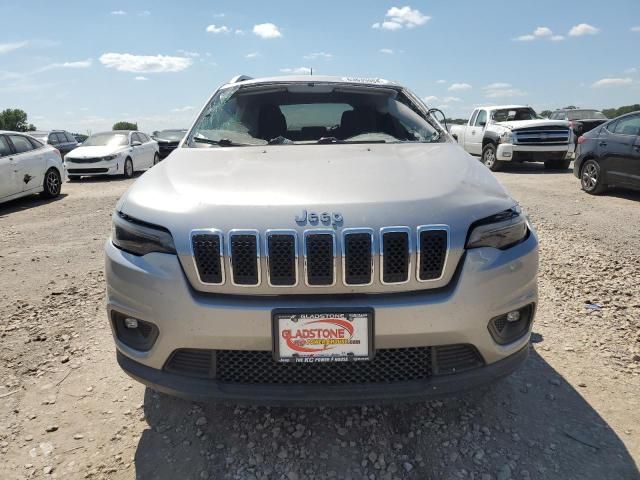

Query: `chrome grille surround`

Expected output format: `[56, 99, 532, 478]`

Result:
[513, 127, 571, 145]
[187, 225, 451, 293]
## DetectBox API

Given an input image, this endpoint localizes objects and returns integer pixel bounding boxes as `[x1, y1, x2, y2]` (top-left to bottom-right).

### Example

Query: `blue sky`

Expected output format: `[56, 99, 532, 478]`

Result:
[1, 0, 639, 133]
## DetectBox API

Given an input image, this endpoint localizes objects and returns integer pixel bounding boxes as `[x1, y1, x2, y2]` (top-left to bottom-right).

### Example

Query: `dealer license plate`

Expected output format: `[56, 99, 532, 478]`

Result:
[273, 310, 373, 363]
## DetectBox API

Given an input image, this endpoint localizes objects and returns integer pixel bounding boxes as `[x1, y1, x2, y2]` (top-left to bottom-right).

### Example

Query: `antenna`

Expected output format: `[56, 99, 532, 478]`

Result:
[310, 67, 313, 76]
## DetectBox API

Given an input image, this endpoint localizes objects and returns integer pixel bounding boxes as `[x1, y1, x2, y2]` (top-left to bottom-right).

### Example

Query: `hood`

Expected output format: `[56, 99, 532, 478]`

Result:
[66, 145, 127, 158]
[496, 119, 569, 130]
[118, 143, 515, 240]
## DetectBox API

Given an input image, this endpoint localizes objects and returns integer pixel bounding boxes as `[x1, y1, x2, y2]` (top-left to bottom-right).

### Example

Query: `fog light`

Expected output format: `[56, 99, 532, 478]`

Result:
[506, 311, 521, 322]
[488, 304, 535, 345]
[124, 317, 139, 329]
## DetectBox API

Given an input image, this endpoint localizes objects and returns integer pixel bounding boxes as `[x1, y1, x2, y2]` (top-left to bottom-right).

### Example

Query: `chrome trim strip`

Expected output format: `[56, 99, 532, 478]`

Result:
[227, 229, 261, 287]
[264, 229, 299, 287]
[189, 229, 225, 285]
[379, 226, 412, 285]
[341, 228, 375, 287]
[416, 225, 450, 283]
[303, 229, 337, 287]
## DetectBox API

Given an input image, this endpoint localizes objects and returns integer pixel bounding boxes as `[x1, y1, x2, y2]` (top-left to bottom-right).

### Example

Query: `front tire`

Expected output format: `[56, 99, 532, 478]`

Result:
[41, 168, 62, 198]
[481, 143, 503, 171]
[580, 159, 606, 194]
[123, 158, 134, 178]
[544, 159, 571, 170]
[153, 153, 160, 166]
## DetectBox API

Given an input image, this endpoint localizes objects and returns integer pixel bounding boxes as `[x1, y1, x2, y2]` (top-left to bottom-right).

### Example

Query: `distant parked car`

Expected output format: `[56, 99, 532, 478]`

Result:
[64, 130, 159, 180]
[151, 129, 187, 158]
[574, 111, 640, 194]
[550, 109, 608, 141]
[0, 131, 63, 204]
[31, 130, 79, 158]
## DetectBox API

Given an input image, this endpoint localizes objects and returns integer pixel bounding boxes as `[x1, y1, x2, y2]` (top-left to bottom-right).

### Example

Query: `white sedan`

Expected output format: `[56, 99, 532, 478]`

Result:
[0, 130, 63, 205]
[65, 130, 159, 180]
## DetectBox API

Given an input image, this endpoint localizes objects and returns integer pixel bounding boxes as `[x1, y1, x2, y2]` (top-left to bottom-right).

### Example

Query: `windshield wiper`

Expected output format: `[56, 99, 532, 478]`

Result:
[192, 137, 249, 147]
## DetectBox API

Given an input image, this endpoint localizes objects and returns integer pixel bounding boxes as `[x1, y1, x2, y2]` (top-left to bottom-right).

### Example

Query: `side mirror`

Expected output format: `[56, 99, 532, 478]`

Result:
[131, 140, 142, 147]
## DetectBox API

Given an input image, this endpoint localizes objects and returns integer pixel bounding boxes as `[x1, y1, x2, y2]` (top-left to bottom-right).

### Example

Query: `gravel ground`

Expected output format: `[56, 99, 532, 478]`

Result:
[0, 164, 639, 480]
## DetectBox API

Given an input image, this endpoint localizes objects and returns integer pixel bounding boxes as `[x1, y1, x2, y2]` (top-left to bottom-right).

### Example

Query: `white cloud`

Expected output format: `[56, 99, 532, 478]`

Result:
[39, 59, 92, 71]
[591, 77, 632, 88]
[484, 82, 511, 89]
[110, 10, 126, 15]
[245, 52, 260, 59]
[515, 26, 564, 42]
[443, 96, 461, 103]
[280, 67, 312, 75]
[171, 106, 195, 112]
[631, 26, 640, 32]
[213, 13, 226, 18]
[206, 24, 230, 34]
[139, 10, 151, 17]
[436, 79, 446, 84]
[235, 29, 245, 35]
[303, 52, 333, 60]
[134, 76, 148, 81]
[483, 82, 525, 98]
[423, 96, 438, 103]
[533, 26, 553, 37]
[373, 6, 430, 30]
[569, 23, 599, 37]
[177, 50, 200, 58]
[99, 53, 192, 73]
[379, 48, 394, 54]
[253, 23, 282, 39]
[0, 41, 28, 54]
[448, 82, 472, 91]
[624, 67, 638, 74]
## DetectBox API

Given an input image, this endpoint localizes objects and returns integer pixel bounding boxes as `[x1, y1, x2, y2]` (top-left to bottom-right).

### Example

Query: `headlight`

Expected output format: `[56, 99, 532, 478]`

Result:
[112, 212, 176, 256]
[102, 154, 118, 161]
[499, 131, 513, 144]
[466, 206, 528, 250]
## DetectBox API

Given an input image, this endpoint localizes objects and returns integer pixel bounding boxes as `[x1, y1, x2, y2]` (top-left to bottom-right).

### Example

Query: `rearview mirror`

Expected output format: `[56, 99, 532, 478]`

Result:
[131, 140, 142, 147]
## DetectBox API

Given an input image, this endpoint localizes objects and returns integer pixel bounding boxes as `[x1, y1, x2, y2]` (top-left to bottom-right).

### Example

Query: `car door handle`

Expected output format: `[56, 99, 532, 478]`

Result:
[471, 131, 476, 135]
[598, 141, 607, 147]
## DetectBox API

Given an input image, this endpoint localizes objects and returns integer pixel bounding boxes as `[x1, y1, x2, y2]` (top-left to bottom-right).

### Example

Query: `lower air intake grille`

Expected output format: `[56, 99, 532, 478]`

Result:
[433, 344, 484, 375]
[267, 234, 296, 286]
[192, 234, 223, 284]
[305, 234, 334, 285]
[344, 232, 373, 285]
[230, 234, 259, 285]
[382, 231, 410, 283]
[418, 229, 448, 280]
[164, 344, 485, 385]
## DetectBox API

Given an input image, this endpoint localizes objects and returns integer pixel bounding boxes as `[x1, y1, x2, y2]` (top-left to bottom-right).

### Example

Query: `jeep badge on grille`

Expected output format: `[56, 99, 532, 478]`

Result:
[295, 209, 343, 227]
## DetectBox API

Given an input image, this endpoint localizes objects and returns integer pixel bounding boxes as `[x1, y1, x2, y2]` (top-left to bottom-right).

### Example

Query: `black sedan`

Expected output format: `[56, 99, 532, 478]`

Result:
[151, 129, 187, 158]
[574, 111, 640, 194]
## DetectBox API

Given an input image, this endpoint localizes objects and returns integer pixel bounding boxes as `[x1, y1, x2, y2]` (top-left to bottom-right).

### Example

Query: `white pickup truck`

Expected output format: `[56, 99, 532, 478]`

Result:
[449, 105, 575, 171]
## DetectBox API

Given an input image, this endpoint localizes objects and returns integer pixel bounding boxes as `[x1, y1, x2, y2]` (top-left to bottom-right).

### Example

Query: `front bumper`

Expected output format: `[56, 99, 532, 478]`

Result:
[496, 143, 575, 162]
[105, 231, 538, 402]
[65, 159, 121, 176]
[117, 345, 529, 405]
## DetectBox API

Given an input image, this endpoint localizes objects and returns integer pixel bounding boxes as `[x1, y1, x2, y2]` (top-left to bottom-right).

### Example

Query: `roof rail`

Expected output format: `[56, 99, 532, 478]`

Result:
[229, 74, 253, 84]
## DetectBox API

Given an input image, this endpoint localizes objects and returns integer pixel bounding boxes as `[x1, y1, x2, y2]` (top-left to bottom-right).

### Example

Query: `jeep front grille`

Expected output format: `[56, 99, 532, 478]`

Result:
[190, 225, 449, 291]
[164, 344, 484, 384]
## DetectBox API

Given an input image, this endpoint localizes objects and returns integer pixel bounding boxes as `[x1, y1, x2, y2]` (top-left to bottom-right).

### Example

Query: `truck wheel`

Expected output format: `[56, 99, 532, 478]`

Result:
[481, 144, 503, 171]
[580, 159, 606, 195]
[544, 159, 571, 170]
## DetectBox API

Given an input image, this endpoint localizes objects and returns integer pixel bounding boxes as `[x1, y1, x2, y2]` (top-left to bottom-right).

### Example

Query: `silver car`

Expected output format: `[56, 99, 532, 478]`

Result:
[105, 75, 538, 405]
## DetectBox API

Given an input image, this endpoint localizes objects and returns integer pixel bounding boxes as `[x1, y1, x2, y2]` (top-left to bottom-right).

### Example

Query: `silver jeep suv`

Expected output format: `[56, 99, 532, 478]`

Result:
[105, 75, 538, 405]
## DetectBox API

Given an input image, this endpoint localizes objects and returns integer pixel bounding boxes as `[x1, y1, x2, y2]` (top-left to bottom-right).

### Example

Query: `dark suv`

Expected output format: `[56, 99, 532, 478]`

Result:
[31, 130, 79, 158]
[549, 109, 608, 141]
